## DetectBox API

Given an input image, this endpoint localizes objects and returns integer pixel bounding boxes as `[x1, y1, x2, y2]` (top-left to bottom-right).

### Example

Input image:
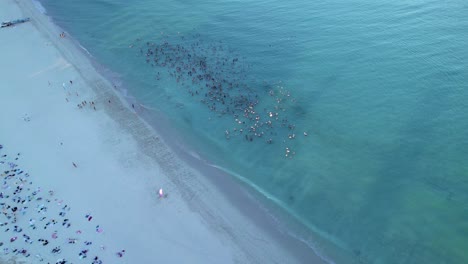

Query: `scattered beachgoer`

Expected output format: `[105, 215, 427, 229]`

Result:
[51, 246, 61, 254]
[92, 256, 103, 264]
[116, 249, 126, 257]
[79, 249, 88, 259]
[23, 114, 31, 122]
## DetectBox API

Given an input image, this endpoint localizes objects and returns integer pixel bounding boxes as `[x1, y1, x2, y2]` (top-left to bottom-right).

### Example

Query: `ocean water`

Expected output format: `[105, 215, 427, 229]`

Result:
[38, 0, 468, 263]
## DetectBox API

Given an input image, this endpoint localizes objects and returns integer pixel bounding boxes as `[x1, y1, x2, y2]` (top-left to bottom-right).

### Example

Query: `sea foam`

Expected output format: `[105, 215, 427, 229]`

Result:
[31, 0, 46, 14]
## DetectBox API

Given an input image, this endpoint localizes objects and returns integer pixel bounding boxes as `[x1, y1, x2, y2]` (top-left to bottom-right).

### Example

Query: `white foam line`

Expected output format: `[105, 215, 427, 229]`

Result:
[78, 43, 93, 57]
[31, 0, 46, 14]
[205, 162, 342, 264]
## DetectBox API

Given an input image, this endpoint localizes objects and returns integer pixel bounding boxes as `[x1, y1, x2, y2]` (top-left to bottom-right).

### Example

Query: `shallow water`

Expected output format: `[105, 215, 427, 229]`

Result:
[39, 0, 468, 262]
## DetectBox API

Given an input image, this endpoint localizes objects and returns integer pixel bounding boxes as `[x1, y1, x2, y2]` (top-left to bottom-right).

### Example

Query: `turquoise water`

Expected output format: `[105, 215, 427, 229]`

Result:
[38, 0, 468, 263]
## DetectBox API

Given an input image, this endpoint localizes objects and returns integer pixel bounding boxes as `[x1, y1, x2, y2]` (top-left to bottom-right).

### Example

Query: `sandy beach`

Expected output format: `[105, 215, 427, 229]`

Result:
[0, 0, 323, 263]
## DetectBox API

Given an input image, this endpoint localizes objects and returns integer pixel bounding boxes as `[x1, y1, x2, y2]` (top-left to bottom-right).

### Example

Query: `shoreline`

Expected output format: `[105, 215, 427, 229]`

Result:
[137, 107, 338, 263]
[1, 0, 329, 263]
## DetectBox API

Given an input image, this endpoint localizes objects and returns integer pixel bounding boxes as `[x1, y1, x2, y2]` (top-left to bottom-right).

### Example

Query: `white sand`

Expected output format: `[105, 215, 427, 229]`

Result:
[0, 0, 322, 263]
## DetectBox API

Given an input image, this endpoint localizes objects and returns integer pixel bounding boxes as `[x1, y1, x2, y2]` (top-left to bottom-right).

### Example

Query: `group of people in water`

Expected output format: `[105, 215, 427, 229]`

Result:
[0, 145, 125, 263]
[134, 33, 305, 157]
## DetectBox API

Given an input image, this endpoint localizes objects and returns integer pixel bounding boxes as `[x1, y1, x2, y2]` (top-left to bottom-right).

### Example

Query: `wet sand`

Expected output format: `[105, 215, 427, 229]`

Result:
[0, 0, 324, 263]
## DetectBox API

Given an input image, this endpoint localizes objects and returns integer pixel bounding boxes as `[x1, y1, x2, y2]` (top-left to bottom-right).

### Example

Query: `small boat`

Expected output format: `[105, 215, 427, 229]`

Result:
[1, 17, 30, 28]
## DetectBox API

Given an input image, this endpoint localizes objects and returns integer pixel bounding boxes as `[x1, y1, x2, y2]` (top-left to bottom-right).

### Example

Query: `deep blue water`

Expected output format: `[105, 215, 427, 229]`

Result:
[38, 0, 468, 263]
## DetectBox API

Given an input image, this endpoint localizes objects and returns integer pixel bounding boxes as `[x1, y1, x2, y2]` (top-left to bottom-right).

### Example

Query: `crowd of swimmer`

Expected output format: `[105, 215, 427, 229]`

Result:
[134, 33, 306, 157]
[0, 145, 125, 263]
